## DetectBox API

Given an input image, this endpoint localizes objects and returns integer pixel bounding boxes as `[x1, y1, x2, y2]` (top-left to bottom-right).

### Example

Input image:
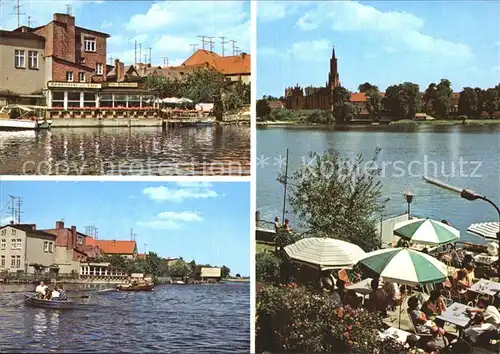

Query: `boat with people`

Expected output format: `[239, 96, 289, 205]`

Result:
[0, 104, 52, 130]
[24, 293, 77, 309]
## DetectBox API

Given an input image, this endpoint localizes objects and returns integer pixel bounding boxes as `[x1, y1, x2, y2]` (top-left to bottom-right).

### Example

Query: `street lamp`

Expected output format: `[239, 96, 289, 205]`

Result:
[423, 177, 500, 278]
[403, 191, 414, 220]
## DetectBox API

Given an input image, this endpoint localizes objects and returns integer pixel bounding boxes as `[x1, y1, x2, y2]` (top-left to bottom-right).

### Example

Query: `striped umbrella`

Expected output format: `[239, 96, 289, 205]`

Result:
[284, 237, 366, 270]
[467, 222, 500, 240]
[394, 218, 460, 246]
[357, 247, 447, 286]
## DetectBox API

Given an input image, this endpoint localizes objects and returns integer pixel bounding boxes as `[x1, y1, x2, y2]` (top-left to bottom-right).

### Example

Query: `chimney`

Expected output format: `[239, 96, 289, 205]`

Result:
[71, 226, 77, 250]
[56, 220, 64, 229]
[240, 52, 247, 58]
[53, 13, 76, 62]
[10, 220, 14, 225]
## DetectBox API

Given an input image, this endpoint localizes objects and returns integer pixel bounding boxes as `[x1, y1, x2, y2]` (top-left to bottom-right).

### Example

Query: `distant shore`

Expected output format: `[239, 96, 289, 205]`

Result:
[257, 118, 500, 127]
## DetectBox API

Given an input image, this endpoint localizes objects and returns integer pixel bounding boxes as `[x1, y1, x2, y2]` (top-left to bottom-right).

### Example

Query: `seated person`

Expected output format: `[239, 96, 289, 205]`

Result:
[455, 270, 470, 291]
[51, 288, 61, 300]
[408, 296, 445, 335]
[330, 279, 347, 306]
[35, 281, 47, 298]
[44, 288, 52, 300]
[464, 264, 476, 286]
[404, 334, 425, 353]
[56, 285, 67, 301]
[426, 326, 450, 352]
[466, 296, 500, 327]
[464, 313, 496, 344]
[366, 278, 389, 317]
[421, 289, 447, 318]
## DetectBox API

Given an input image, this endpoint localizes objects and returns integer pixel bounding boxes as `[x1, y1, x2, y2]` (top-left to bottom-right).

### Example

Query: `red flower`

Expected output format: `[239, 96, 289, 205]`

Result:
[348, 325, 352, 331]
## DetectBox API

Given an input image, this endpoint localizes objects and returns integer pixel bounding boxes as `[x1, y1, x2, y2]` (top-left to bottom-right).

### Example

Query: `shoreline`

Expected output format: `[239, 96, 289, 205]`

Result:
[257, 118, 500, 128]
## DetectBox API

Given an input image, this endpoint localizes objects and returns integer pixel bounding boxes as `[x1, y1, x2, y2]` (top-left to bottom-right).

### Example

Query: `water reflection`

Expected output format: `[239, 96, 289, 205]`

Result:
[0, 126, 250, 176]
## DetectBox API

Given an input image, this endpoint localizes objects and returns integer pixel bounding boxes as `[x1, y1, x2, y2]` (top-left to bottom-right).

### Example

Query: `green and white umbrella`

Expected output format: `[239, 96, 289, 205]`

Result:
[394, 218, 460, 246]
[284, 237, 366, 270]
[357, 247, 447, 286]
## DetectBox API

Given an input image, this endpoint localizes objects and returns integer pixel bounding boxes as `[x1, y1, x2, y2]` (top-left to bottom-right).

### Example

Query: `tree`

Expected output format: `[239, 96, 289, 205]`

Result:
[256, 252, 280, 284]
[434, 79, 453, 119]
[256, 99, 271, 119]
[278, 148, 386, 251]
[144, 75, 184, 98]
[458, 87, 478, 117]
[107, 254, 126, 269]
[364, 87, 382, 120]
[235, 273, 241, 278]
[223, 82, 250, 113]
[143, 252, 161, 276]
[182, 67, 225, 104]
[483, 88, 499, 118]
[474, 87, 485, 117]
[358, 82, 378, 93]
[168, 259, 191, 279]
[423, 83, 437, 114]
[332, 86, 354, 124]
[221, 265, 231, 278]
[383, 82, 420, 120]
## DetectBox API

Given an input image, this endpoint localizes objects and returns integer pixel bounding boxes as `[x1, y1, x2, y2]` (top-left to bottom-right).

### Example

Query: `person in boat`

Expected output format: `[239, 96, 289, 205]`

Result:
[35, 281, 48, 298]
[51, 287, 61, 300]
[55, 285, 67, 301]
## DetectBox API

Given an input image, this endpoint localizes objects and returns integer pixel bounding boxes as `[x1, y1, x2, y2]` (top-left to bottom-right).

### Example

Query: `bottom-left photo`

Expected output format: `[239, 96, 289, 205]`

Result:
[0, 180, 250, 353]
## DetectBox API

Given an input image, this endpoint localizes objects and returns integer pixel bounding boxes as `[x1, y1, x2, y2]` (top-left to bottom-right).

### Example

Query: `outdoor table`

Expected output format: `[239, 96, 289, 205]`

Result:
[469, 278, 500, 297]
[436, 302, 471, 328]
[379, 327, 419, 344]
[473, 254, 498, 265]
[346, 278, 383, 295]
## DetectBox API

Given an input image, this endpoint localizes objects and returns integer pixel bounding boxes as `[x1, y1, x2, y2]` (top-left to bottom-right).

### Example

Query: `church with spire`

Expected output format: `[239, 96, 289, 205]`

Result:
[284, 46, 341, 111]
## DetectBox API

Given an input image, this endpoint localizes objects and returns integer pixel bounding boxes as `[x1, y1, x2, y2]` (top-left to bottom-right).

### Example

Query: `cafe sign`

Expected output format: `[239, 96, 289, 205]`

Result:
[106, 82, 138, 88]
[47, 82, 101, 89]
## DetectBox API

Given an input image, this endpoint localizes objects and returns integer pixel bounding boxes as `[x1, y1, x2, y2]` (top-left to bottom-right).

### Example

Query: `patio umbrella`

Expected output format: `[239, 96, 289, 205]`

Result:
[467, 222, 499, 240]
[357, 247, 447, 286]
[394, 218, 460, 246]
[284, 237, 366, 270]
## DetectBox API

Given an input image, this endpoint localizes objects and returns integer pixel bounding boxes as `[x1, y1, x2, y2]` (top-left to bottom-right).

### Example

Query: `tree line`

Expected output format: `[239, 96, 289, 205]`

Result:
[257, 81, 500, 123]
[145, 67, 251, 120]
[105, 253, 232, 281]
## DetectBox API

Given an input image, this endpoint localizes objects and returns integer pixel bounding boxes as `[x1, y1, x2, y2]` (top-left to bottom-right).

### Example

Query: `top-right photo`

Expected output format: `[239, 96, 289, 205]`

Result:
[256, 1, 499, 353]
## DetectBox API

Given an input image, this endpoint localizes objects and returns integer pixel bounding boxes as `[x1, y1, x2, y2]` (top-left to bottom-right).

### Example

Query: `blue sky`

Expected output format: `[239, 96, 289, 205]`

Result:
[258, 1, 500, 97]
[0, 0, 250, 67]
[0, 181, 250, 276]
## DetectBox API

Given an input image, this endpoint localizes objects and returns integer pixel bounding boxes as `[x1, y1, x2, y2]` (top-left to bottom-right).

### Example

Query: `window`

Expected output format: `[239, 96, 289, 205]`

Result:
[14, 49, 25, 68]
[44, 241, 49, 252]
[83, 92, 96, 107]
[28, 51, 38, 69]
[78, 72, 85, 82]
[67, 91, 81, 108]
[96, 63, 103, 75]
[11, 228, 16, 235]
[16, 238, 22, 249]
[49, 242, 53, 253]
[11, 238, 15, 249]
[1, 256, 4, 268]
[84, 37, 96, 52]
[52, 91, 65, 108]
[0, 239, 5, 250]
[16, 256, 21, 268]
[1, 229, 6, 236]
[11, 257, 15, 268]
[77, 237, 83, 245]
[66, 71, 74, 82]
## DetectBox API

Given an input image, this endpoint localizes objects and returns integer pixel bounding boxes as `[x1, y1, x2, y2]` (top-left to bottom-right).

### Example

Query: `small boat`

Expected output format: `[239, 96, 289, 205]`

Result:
[0, 104, 51, 130]
[24, 294, 77, 309]
[180, 119, 214, 127]
[116, 283, 154, 291]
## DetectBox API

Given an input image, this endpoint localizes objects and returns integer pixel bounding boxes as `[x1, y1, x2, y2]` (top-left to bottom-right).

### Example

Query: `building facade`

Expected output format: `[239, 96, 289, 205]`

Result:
[0, 224, 56, 274]
[0, 30, 46, 105]
[284, 47, 340, 111]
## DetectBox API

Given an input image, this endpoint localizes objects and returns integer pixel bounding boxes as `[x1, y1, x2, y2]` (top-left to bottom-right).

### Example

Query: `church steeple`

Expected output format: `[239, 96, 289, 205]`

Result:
[332, 45, 336, 59]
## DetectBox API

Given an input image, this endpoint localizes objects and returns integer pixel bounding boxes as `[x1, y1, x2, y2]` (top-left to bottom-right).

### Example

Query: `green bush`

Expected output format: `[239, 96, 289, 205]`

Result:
[256, 285, 405, 353]
[255, 252, 280, 284]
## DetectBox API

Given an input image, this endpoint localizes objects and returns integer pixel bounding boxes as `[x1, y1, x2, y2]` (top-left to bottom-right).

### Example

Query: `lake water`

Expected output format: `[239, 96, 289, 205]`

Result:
[0, 126, 250, 176]
[0, 283, 250, 352]
[257, 125, 500, 244]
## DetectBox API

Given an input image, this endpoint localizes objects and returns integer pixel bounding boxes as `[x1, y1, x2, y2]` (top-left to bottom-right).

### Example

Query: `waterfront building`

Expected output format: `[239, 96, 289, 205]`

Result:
[0, 30, 46, 105]
[201, 267, 222, 282]
[85, 238, 137, 260]
[0, 223, 56, 275]
[79, 262, 128, 280]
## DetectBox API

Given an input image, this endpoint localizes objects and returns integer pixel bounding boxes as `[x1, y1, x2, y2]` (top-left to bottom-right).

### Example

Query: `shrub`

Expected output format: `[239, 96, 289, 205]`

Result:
[256, 252, 280, 284]
[256, 285, 404, 353]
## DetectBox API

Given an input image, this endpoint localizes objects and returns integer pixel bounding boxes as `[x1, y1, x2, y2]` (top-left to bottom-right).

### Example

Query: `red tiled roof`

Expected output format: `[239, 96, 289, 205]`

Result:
[267, 100, 284, 109]
[85, 238, 136, 255]
[182, 49, 250, 75]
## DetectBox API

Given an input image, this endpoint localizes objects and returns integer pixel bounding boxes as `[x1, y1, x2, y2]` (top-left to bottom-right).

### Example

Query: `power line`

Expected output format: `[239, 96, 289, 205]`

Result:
[130, 228, 136, 241]
[207, 36, 215, 52]
[220, 36, 229, 57]
[197, 35, 208, 50]
[148, 47, 152, 65]
[189, 43, 198, 53]
[230, 40, 237, 56]
[163, 57, 168, 67]
[7, 195, 23, 224]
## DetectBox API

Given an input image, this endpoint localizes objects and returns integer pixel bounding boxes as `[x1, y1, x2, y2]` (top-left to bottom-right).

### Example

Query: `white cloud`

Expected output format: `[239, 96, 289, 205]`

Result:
[295, 1, 472, 60]
[154, 34, 194, 54]
[1, 216, 13, 225]
[260, 40, 331, 62]
[143, 185, 218, 203]
[137, 211, 203, 230]
[258, 1, 311, 23]
[100, 20, 113, 29]
[495, 41, 500, 47]
[176, 182, 213, 188]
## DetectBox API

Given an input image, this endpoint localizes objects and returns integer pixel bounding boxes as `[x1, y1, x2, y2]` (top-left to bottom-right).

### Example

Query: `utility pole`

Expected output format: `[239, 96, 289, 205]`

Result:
[139, 43, 142, 64]
[134, 40, 137, 65]
[148, 47, 152, 65]
[108, 55, 114, 65]
[197, 35, 208, 50]
[163, 57, 168, 67]
[130, 228, 136, 241]
[27, 16, 31, 27]
[189, 44, 198, 53]
[144, 54, 147, 64]
[220, 36, 228, 57]
[10, 0, 25, 28]
[230, 40, 237, 56]
[144, 242, 148, 254]
[207, 36, 215, 52]
[8, 196, 23, 224]
[235, 46, 241, 56]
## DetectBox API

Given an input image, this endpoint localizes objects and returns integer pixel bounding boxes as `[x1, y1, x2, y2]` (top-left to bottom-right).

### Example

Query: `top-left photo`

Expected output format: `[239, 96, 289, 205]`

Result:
[0, 0, 250, 176]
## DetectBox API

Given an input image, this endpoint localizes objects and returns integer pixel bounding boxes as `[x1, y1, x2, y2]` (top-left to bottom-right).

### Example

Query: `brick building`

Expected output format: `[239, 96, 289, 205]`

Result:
[284, 47, 340, 111]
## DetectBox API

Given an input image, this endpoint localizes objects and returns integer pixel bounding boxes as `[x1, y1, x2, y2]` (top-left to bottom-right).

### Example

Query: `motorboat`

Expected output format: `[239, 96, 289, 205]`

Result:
[24, 293, 77, 309]
[0, 104, 52, 130]
[116, 282, 154, 291]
